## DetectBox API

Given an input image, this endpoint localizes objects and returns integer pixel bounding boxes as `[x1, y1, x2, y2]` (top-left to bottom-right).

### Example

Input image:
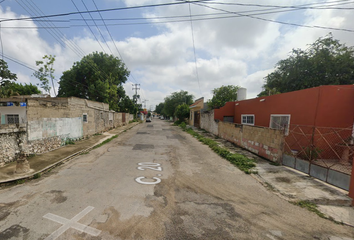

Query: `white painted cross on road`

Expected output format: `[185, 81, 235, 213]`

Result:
[43, 206, 101, 240]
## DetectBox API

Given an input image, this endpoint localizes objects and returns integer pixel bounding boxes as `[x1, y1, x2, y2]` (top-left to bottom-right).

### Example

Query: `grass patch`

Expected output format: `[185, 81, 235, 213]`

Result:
[93, 135, 118, 149]
[64, 138, 75, 145]
[180, 126, 256, 174]
[80, 151, 89, 155]
[16, 179, 25, 184]
[294, 200, 326, 219]
[33, 173, 41, 179]
[269, 161, 281, 166]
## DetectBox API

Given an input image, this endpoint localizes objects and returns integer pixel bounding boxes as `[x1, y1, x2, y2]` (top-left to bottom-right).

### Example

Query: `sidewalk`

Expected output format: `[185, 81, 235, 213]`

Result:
[0, 122, 140, 185]
[190, 127, 354, 227]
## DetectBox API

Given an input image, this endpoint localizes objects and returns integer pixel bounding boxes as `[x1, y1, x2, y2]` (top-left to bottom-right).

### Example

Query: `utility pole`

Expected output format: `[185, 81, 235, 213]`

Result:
[142, 99, 149, 109]
[132, 84, 140, 104]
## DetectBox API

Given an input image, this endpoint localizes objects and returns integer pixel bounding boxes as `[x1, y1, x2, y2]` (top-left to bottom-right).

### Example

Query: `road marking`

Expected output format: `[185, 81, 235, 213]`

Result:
[135, 176, 161, 185]
[43, 206, 101, 240]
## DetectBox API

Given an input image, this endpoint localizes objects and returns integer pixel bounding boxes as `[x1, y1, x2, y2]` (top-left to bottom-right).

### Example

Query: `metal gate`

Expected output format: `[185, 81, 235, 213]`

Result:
[283, 125, 353, 190]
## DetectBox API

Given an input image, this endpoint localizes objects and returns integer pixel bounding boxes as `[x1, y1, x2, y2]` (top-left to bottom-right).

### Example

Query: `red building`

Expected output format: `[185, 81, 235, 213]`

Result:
[214, 85, 354, 202]
[215, 85, 354, 129]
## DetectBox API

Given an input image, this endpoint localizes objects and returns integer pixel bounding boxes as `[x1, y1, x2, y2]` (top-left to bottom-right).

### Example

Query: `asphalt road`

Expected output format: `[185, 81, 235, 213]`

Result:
[0, 119, 353, 240]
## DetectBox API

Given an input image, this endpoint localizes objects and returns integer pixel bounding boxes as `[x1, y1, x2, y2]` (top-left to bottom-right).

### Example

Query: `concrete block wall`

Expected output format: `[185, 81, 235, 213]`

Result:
[218, 122, 284, 162]
[200, 110, 218, 136]
[0, 97, 128, 165]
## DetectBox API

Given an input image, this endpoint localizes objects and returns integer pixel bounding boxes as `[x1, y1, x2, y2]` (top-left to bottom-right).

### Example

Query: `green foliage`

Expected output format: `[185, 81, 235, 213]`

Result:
[181, 126, 256, 173]
[259, 34, 354, 96]
[93, 135, 118, 149]
[16, 179, 25, 184]
[163, 90, 193, 118]
[175, 103, 190, 121]
[174, 119, 183, 126]
[294, 201, 326, 219]
[0, 59, 17, 85]
[58, 52, 130, 111]
[33, 55, 56, 95]
[207, 85, 239, 109]
[0, 59, 18, 97]
[118, 96, 138, 114]
[64, 138, 75, 145]
[33, 173, 41, 179]
[2, 82, 41, 96]
[155, 102, 164, 114]
[179, 122, 187, 130]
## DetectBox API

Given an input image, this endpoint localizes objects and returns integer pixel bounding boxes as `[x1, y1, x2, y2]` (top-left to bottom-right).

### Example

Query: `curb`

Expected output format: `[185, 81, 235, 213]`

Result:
[0, 122, 140, 186]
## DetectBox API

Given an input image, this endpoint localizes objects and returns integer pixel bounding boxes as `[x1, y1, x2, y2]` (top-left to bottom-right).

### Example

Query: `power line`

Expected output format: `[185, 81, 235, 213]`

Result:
[71, 0, 106, 54]
[0, 1, 209, 23]
[80, 0, 113, 55]
[192, 1, 354, 33]
[187, 1, 202, 95]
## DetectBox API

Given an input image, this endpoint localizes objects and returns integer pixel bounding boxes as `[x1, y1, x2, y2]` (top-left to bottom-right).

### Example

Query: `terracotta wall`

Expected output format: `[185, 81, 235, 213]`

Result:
[350, 163, 354, 206]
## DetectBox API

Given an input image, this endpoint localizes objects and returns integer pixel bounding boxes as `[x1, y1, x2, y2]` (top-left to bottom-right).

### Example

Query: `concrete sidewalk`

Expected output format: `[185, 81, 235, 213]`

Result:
[191, 127, 354, 228]
[0, 122, 140, 185]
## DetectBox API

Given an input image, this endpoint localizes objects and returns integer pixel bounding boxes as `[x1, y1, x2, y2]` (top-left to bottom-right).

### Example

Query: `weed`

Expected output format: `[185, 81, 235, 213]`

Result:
[64, 138, 75, 145]
[294, 200, 326, 218]
[179, 125, 256, 174]
[269, 161, 281, 166]
[27, 154, 36, 159]
[33, 173, 41, 179]
[93, 133, 102, 136]
[80, 152, 89, 155]
[16, 179, 25, 184]
[93, 135, 118, 149]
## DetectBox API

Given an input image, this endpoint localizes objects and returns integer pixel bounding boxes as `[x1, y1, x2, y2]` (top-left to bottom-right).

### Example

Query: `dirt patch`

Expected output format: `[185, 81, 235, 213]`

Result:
[0, 225, 29, 239]
[275, 177, 292, 183]
[47, 190, 67, 204]
[133, 144, 154, 150]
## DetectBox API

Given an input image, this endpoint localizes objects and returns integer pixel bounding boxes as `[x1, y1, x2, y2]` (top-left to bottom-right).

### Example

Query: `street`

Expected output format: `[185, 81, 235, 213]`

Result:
[0, 119, 353, 240]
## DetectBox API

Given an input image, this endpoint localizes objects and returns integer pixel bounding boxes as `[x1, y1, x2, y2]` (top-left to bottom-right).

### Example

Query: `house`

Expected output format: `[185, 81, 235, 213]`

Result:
[189, 97, 204, 128]
[0, 96, 133, 166]
[213, 85, 354, 196]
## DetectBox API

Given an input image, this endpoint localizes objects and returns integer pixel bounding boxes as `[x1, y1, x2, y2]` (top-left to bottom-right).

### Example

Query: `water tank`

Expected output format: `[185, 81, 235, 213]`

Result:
[237, 88, 247, 101]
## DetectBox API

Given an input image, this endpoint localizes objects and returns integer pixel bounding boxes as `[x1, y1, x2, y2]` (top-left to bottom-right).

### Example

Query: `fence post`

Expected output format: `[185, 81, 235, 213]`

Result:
[349, 160, 354, 206]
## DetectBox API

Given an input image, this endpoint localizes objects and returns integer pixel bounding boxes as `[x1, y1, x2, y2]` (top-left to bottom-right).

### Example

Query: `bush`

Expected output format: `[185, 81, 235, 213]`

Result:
[179, 122, 187, 130]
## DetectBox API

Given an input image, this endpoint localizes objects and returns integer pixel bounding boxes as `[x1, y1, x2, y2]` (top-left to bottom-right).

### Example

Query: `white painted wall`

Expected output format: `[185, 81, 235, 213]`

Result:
[0, 106, 27, 124]
[28, 117, 83, 141]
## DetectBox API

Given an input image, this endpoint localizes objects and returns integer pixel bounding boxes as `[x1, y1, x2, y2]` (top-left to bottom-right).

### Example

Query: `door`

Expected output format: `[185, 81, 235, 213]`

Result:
[194, 111, 200, 128]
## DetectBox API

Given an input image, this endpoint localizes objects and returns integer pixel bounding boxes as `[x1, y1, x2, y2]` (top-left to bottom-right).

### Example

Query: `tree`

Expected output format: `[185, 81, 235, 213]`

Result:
[207, 85, 239, 109]
[259, 34, 354, 96]
[58, 52, 130, 111]
[1, 82, 41, 97]
[118, 96, 138, 114]
[175, 103, 190, 121]
[33, 55, 56, 95]
[155, 102, 164, 114]
[0, 59, 18, 98]
[163, 90, 193, 117]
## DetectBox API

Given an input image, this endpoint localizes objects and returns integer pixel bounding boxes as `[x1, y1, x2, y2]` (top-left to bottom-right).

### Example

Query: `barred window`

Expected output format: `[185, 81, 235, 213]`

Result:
[241, 114, 255, 125]
[270, 115, 290, 135]
[6, 114, 19, 124]
[83, 113, 88, 123]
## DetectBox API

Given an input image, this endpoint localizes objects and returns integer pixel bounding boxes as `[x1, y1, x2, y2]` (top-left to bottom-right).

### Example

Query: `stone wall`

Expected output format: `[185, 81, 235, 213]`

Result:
[218, 122, 284, 162]
[0, 125, 26, 166]
[200, 110, 218, 135]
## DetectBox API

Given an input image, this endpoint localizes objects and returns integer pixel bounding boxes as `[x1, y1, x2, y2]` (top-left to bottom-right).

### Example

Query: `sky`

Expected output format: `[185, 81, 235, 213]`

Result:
[1, 0, 354, 110]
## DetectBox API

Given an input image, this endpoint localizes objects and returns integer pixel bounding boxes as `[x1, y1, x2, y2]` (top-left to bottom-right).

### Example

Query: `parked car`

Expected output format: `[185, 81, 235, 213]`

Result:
[146, 118, 151, 122]
[160, 116, 164, 120]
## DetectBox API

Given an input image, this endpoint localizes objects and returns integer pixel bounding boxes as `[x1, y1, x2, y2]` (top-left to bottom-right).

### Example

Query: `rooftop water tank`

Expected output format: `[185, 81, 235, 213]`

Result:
[237, 88, 247, 101]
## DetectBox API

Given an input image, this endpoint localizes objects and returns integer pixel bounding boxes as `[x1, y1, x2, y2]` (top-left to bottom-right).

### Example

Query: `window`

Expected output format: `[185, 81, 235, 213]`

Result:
[83, 113, 88, 123]
[270, 114, 290, 135]
[241, 114, 254, 125]
[6, 114, 19, 124]
[223, 116, 234, 123]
